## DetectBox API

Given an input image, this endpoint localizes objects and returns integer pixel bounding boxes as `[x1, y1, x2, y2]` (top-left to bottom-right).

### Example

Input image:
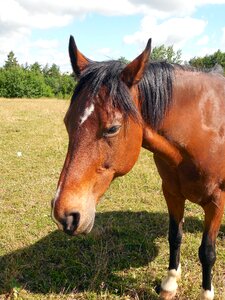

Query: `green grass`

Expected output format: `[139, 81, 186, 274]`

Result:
[0, 98, 224, 300]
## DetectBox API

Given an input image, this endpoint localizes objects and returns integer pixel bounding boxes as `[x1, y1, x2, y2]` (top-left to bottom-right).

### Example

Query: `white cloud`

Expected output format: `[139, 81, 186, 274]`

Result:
[124, 16, 207, 50]
[0, 0, 73, 30]
[32, 39, 59, 49]
[5, 0, 221, 36]
[195, 0, 225, 4]
[183, 44, 221, 63]
[36, 49, 70, 72]
[129, 0, 197, 15]
[14, 0, 225, 17]
[197, 46, 218, 57]
[17, 0, 142, 17]
[123, 0, 224, 57]
[0, 0, 28, 28]
[197, 35, 209, 45]
[128, 0, 225, 19]
[0, 0, 225, 70]
[29, 13, 73, 29]
[0, 30, 31, 62]
[0, 0, 142, 69]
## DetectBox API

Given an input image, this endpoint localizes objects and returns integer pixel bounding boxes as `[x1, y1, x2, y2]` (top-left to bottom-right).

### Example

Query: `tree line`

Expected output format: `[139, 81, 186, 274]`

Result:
[0, 46, 224, 99]
[0, 52, 75, 99]
[120, 44, 225, 73]
[189, 49, 225, 72]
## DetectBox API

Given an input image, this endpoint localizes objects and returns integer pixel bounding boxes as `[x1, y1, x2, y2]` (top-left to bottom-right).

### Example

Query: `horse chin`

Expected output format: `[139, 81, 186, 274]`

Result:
[81, 219, 95, 235]
[69, 214, 95, 236]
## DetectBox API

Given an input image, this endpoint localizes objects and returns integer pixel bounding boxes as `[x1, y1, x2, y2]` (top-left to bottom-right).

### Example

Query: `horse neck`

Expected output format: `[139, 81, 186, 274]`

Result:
[140, 68, 204, 166]
[162, 68, 206, 125]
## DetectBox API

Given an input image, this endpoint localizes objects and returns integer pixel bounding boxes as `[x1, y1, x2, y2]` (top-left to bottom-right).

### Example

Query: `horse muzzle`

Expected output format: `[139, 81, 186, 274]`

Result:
[51, 198, 96, 236]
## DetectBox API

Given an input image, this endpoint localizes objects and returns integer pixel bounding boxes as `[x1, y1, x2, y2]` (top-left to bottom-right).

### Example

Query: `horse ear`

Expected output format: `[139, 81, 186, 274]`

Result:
[69, 35, 90, 77]
[121, 38, 152, 87]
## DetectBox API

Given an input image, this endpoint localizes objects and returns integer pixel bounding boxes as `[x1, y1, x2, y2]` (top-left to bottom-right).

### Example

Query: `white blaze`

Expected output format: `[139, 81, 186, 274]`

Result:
[80, 103, 95, 125]
[52, 185, 63, 229]
[55, 185, 61, 201]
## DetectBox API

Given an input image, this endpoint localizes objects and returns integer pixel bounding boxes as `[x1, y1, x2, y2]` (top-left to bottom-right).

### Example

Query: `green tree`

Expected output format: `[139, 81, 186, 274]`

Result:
[47, 64, 60, 77]
[0, 68, 7, 97]
[0, 52, 76, 99]
[4, 51, 19, 69]
[118, 56, 130, 64]
[59, 73, 75, 98]
[3, 68, 25, 97]
[23, 70, 53, 98]
[42, 64, 50, 75]
[189, 50, 225, 74]
[30, 62, 42, 74]
[22, 62, 29, 70]
[43, 63, 61, 96]
[151, 45, 182, 63]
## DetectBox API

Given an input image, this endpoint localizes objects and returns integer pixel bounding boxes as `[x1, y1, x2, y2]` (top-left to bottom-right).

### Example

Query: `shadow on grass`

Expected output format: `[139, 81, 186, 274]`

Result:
[0, 211, 224, 298]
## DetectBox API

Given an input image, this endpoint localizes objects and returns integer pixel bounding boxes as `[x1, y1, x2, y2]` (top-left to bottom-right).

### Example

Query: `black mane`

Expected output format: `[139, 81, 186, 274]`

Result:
[72, 60, 175, 129]
[139, 61, 174, 128]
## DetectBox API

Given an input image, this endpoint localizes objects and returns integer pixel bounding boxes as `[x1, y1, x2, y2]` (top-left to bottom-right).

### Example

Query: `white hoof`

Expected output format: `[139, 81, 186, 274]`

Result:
[161, 264, 181, 293]
[200, 286, 214, 300]
[159, 289, 177, 299]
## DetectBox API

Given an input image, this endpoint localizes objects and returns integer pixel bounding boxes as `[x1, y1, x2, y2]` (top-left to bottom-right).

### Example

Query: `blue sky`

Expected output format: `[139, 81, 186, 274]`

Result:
[0, 0, 225, 72]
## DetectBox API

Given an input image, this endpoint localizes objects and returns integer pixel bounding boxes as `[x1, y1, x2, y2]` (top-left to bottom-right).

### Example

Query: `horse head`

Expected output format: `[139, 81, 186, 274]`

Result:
[51, 36, 151, 235]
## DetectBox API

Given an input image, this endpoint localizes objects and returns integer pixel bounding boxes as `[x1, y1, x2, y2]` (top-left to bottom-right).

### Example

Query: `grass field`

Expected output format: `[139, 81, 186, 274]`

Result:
[0, 98, 224, 300]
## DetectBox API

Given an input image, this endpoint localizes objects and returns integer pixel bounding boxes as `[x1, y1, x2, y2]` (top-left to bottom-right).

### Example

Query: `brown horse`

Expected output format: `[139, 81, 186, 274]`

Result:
[52, 36, 225, 300]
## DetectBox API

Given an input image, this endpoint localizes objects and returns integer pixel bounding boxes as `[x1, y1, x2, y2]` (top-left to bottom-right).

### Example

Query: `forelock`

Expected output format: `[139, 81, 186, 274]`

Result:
[71, 60, 139, 121]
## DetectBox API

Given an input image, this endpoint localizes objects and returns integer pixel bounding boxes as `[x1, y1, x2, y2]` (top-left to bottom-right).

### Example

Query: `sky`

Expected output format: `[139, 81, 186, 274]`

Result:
[0, 0, 225, 72]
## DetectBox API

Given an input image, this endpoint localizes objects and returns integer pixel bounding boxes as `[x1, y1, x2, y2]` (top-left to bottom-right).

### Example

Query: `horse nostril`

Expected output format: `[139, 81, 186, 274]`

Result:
[63, 212, 80, 235]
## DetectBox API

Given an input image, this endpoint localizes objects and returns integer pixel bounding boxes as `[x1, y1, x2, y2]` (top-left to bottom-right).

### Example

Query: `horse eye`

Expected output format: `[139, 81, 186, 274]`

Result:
[103, 125, 121, 137]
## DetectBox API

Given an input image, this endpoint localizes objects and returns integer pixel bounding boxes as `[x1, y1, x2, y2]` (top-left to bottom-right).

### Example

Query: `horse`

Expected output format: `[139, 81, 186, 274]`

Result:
[51, 35, 225, 300]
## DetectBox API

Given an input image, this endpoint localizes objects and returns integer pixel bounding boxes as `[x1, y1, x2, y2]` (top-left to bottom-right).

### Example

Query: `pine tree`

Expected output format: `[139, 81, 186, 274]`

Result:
[4, 51, 19, 69]
[30, 62, 42, 73]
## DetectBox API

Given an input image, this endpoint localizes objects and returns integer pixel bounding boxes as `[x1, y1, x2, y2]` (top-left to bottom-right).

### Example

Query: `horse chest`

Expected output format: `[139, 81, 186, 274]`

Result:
[177, 161, 218, 204]
[154, 154, 220, 204]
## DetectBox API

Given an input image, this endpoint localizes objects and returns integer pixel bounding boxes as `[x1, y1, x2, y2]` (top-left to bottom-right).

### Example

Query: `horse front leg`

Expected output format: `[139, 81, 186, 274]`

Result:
[199, 192, 225, 300]
[160, 185, 185, 300]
